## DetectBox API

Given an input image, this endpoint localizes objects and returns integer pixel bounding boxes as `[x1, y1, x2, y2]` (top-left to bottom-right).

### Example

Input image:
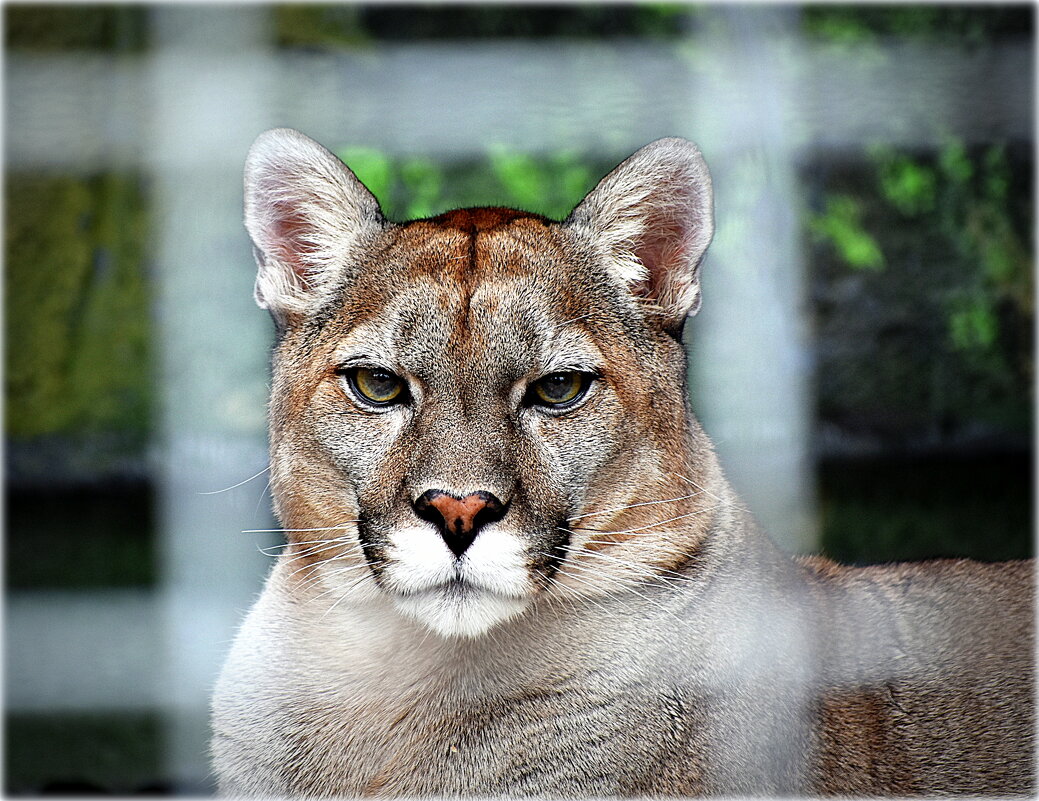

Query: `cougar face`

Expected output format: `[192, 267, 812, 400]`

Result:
[249, 131, 713, 637]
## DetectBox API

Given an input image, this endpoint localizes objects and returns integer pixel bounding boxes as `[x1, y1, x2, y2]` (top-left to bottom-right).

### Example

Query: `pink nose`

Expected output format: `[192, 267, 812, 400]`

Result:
[429, 493, 490, 536]
[412, 490, 506, 556]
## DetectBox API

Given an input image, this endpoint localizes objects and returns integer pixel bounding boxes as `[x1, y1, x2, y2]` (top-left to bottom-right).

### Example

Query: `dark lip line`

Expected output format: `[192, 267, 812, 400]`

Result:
[388, 578, 525, 602]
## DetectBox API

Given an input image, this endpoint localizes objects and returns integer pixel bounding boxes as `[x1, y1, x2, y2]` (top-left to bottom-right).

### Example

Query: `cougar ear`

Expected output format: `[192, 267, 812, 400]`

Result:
[244, 128, 386, 325]
[566, 138, 714, 327]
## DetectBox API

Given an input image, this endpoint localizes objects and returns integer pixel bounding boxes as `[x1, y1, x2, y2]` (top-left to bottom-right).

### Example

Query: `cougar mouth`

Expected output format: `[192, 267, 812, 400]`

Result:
[392, 576, 531, 638]
[357, 513, 561, 636]
[344, 507, 577, 635]
[389, 567, 523, 600]
[415, 574, 494, 599]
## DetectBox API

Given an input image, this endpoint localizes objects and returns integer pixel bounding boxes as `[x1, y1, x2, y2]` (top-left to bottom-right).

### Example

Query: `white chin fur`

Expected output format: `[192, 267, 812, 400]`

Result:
[383, 524, 533, 637]
[394, 585, 529, 638]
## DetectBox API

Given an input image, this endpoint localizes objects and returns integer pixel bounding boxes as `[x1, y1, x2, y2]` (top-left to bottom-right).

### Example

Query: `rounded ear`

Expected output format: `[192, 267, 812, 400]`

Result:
[244, 128, 387, 326]
[565, 138, 714, 327]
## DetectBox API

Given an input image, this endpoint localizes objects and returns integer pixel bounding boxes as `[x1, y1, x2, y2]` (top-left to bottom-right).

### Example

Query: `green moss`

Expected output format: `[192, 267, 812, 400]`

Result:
[6, 177, 94, 437]
[5, 6, 146, 51]
[338, 147, 394, 204]
[5, 174, 152, 442]
[275, 5, 688, 48]
[808, 194, 885, 271]
[808, 141, 1033, 445]
[399, 157, 445, 220]
[804, 6, 1033, 45]
[275, 5, 368, 49]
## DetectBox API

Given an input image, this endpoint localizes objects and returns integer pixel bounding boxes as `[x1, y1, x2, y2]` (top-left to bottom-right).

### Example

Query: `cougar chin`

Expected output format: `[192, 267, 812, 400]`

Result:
[393, 582, 530, 638]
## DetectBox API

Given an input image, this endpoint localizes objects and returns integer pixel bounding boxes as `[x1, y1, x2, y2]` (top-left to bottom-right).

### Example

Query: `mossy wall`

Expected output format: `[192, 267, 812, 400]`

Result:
[808, 144, 1033, 448]
[5, 174, 151, 465]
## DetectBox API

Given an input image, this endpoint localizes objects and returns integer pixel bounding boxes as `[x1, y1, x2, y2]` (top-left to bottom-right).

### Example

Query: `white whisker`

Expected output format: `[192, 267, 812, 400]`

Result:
[257, 536, 356, 556]
[572, 504, 726, 539]
[241, 521, 360, 534]
[252, 475, 275, 519]
[296, 560, 376, 595]
[569, 514, 689, 538]
[558, 542, 694, 585]
[538, 564, 616, 618]
[288, 552, 370, 581]
[281, 541, 363, 566]
[561, 557, 688, 625]
[554, 311, 595, 328]
[319, 567, 382, 619]
[567, 491, 703, 522]
[199, 465, 270, 495]
[671, 472, 745, 512]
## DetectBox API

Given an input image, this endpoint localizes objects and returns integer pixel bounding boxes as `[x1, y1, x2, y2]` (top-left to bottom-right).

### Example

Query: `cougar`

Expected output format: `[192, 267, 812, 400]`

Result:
[211, 129, 1034, 796]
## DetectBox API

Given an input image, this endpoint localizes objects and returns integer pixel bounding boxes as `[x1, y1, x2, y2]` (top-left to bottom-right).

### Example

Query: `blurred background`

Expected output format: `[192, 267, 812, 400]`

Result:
[4, 4, 1033, 794]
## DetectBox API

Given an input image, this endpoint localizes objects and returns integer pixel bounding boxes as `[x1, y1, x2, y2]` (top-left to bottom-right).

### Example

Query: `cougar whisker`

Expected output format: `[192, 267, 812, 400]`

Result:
[670, 473, 745, 512]
[567, 507, 720, 538]
[560, 556, 690, 624]
[252, 475, 275, 519]
[558, 543, 691, 584]
[200, 465, 271, 495]
[257, 536, 356, 556]
[302, 560, 382, 599]
[557, 560, 684, 624]
[320, 569, 381, 620]
[241, 521, 360, 534]
[566, 491, 704, 522]
[281, 541, 364, 567]
[540, 573, 618, 621]
[289, 553, 371, 582]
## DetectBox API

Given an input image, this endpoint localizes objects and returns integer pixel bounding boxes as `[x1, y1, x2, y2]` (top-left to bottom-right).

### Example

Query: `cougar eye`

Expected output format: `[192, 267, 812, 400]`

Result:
[346, 367, 407, 406]
[529, 372, 591, 408]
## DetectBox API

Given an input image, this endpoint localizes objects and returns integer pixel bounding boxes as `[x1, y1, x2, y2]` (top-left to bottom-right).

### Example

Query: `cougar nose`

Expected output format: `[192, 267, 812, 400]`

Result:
[412, 490, 507, 557]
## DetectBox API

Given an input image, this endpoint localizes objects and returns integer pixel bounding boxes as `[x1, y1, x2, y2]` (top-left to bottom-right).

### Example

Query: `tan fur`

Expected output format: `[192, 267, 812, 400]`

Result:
[212, 130, 1035, 797]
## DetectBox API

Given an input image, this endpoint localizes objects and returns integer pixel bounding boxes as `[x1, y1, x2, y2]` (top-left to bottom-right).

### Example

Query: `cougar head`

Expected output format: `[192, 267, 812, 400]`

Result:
[245, 129, 715, 637]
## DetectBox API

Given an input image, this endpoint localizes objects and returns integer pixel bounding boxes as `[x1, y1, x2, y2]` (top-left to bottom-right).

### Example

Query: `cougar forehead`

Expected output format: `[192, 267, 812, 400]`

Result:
[327, 212, 615, 386]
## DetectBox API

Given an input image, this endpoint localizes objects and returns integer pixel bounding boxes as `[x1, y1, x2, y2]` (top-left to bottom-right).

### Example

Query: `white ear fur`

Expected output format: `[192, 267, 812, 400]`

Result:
[244, 128, 385, 323]
[566, 138, 714, 325]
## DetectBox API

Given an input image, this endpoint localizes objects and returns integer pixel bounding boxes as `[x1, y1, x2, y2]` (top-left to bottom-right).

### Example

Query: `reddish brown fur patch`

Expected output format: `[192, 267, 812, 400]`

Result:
[816, 687, 914, 794]
[425, 207, 551, 233]
[386, 209, 550, 289]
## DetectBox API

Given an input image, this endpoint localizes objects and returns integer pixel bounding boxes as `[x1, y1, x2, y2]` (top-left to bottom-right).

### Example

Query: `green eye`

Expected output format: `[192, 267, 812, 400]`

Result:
[531, 372, 590, 407]
[349, 367, 406, 406]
